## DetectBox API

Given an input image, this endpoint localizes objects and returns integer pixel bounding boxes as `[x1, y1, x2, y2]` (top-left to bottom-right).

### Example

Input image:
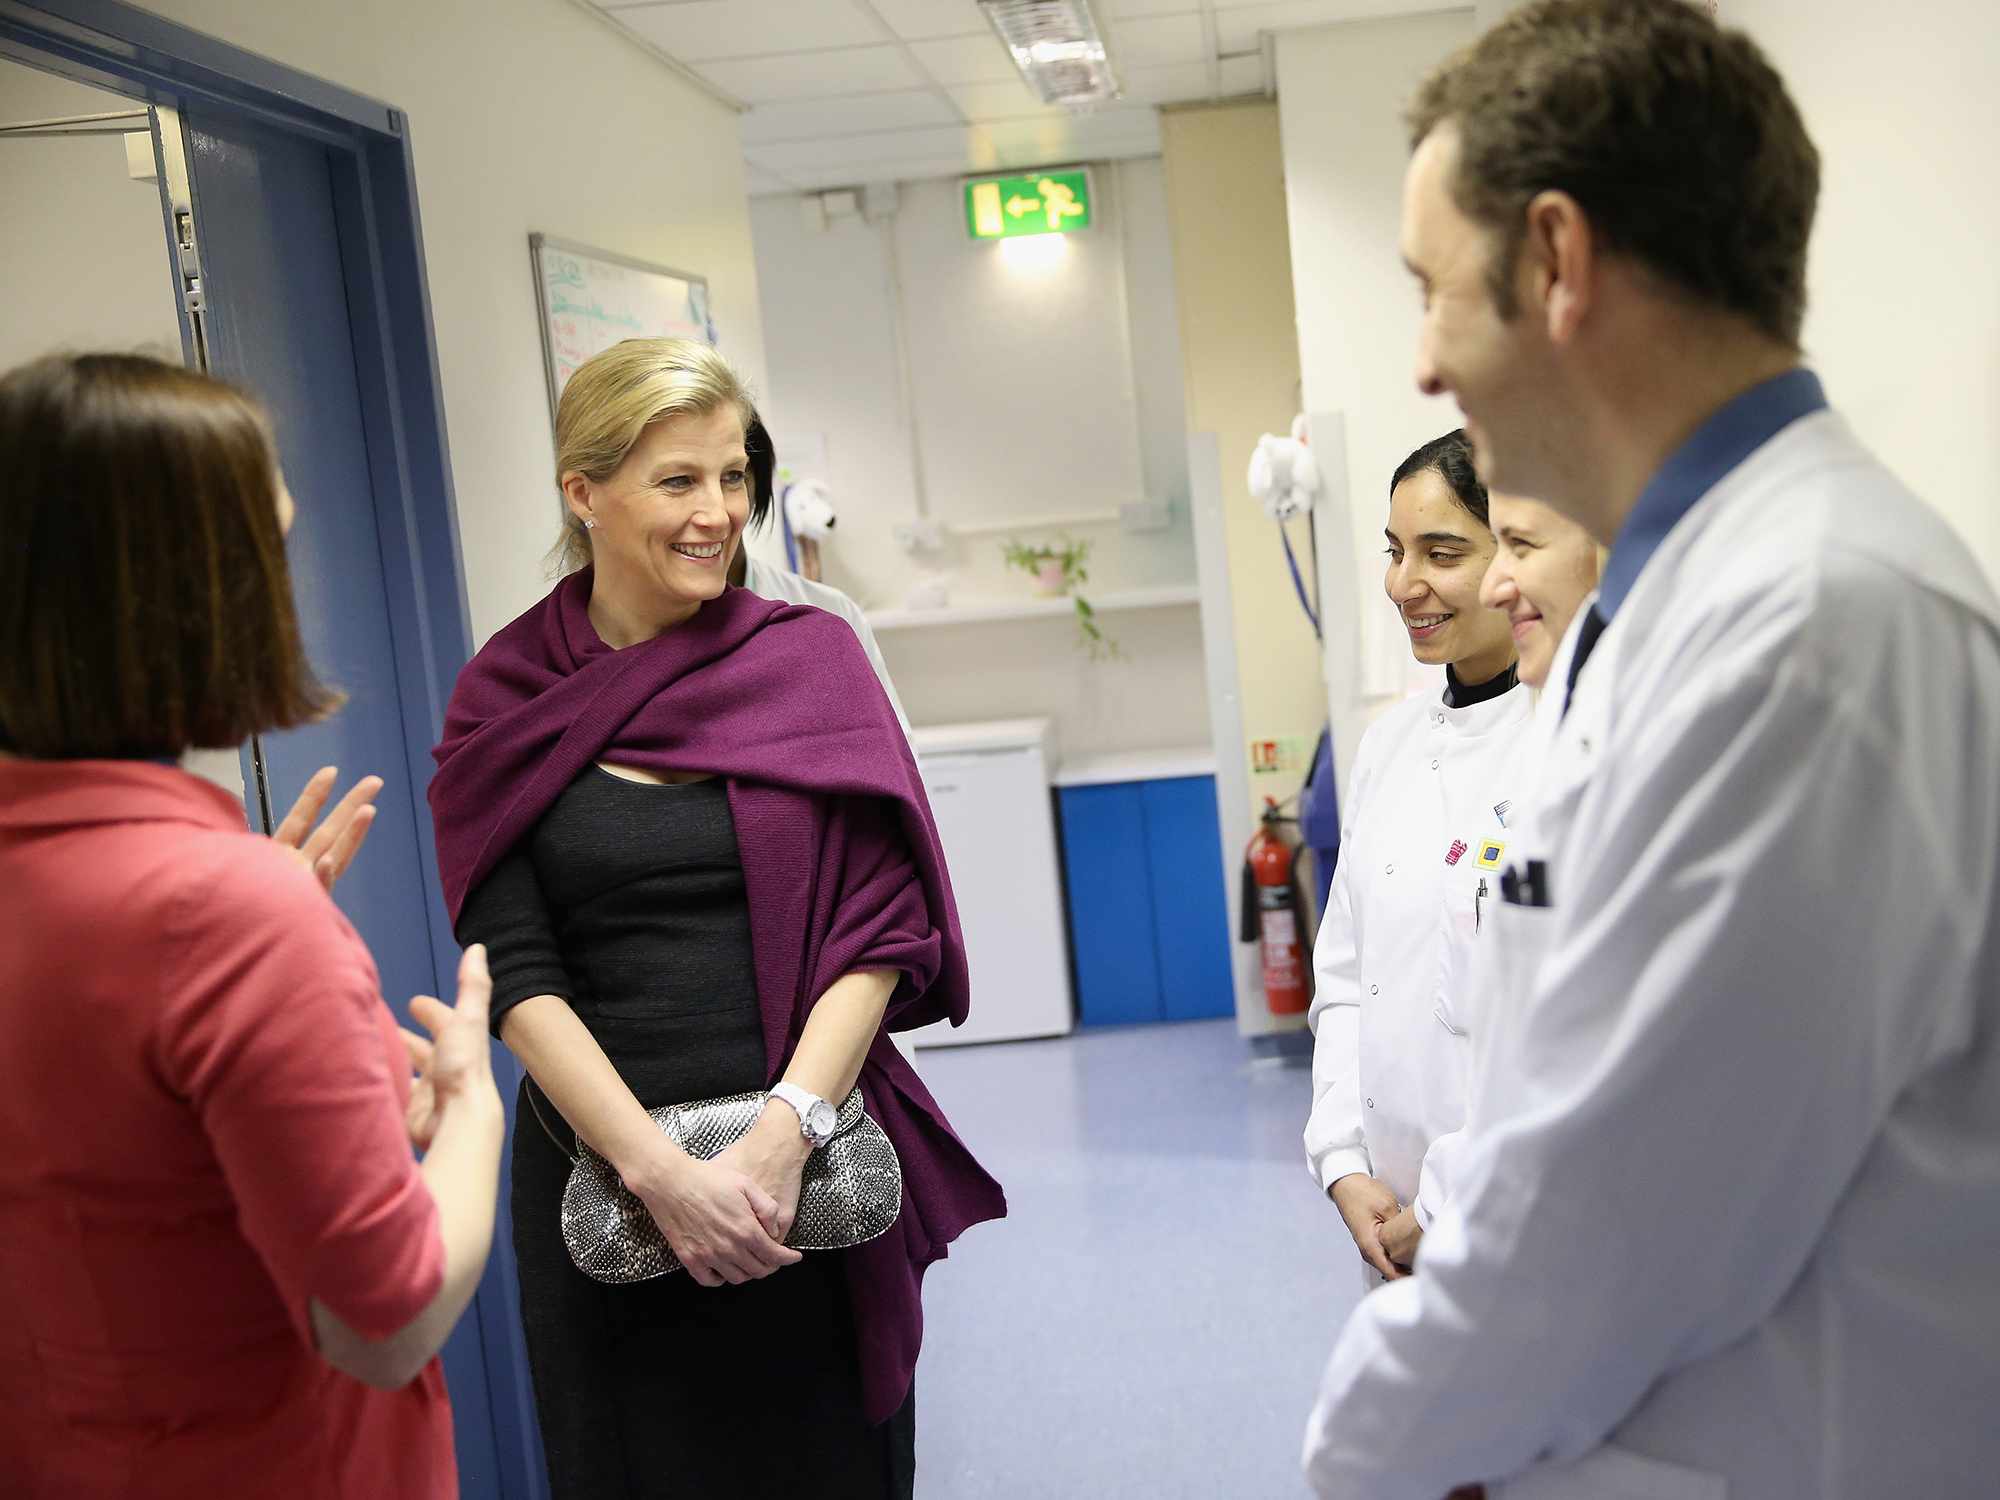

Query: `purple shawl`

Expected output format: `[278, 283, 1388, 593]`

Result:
[428, 571, 1006, 1422]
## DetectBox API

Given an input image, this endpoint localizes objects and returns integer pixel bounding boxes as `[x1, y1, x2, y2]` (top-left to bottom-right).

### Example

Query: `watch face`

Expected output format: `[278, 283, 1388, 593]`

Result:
[806, 1100, 839, 1141]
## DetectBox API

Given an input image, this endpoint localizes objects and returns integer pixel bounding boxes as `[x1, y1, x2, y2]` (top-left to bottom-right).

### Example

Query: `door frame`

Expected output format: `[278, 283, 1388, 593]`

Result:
[0, 4, 541, 1496]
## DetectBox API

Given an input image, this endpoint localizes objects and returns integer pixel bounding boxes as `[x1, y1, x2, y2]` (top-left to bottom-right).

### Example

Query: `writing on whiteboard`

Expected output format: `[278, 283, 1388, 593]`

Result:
[533, 238, 716, 404]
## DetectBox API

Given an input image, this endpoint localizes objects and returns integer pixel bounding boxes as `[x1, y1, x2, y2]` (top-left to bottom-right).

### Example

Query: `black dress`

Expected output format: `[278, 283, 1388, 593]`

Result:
[457, 768, 915, 1500]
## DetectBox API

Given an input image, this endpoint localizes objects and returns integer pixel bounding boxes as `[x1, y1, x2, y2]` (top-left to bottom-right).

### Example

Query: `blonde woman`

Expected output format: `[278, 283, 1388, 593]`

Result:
[1367, 496, 1607, 1278]
[1478, 495, 1604, 693]
[429, 339, 1002, 1499]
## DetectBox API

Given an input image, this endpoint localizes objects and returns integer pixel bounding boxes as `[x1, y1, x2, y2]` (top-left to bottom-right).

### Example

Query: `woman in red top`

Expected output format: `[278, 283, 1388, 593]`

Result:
[0, 353, 504, 1498]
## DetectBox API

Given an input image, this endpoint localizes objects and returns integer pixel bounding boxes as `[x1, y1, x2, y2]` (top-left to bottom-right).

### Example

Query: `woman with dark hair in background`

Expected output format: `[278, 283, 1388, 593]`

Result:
[731, 414, 911, 735]
[1303, 430, 1531, 1283]
[0, 352, 502, 1498]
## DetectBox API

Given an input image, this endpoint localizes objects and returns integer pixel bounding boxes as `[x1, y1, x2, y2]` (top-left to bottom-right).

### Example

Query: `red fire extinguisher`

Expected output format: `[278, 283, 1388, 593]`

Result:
[1241, 798, 1312, 1015]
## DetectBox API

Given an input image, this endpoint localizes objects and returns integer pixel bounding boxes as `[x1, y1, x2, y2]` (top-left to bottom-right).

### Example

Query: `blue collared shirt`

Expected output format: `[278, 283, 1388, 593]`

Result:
[1597, 368, 1829, 620]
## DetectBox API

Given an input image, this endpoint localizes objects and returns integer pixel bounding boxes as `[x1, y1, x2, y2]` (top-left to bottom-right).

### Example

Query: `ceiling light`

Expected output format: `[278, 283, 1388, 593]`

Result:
[979, 0, 1120, 112]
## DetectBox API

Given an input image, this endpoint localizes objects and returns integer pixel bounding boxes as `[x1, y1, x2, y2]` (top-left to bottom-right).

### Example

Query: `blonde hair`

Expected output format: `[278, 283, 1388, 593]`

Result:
[550, 338, 754, 574]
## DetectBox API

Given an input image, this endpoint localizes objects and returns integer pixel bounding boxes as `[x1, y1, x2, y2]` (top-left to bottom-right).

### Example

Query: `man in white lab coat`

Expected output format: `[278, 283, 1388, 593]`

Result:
[1302, 3, 2000, 1497]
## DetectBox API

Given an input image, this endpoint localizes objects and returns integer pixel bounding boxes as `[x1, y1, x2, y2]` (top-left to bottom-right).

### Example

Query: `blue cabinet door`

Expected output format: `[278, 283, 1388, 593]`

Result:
[1058, 783, 1164, 1026]
[1059, 776, 1234, 1027]
[1142, 778, 1235, 1022]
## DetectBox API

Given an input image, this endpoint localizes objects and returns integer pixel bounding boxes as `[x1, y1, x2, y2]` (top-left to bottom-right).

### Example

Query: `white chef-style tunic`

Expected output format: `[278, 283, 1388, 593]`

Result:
[1401, 601, 1597, 1221]
[1305, 673, 1532, 1231]
[1304, 371, 2000, 1500]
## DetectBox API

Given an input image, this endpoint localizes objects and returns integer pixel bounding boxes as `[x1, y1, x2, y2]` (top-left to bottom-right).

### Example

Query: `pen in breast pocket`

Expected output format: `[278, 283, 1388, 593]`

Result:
[1475, 877, 1488, 932]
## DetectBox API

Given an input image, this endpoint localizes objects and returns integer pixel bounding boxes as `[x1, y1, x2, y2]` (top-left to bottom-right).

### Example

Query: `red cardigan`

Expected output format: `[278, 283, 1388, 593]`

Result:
[0, 760, 454, 1498]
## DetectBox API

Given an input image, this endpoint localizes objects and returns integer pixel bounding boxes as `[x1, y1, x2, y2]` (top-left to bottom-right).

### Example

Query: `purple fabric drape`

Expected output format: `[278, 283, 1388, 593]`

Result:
[428, 571, 1005, 1421]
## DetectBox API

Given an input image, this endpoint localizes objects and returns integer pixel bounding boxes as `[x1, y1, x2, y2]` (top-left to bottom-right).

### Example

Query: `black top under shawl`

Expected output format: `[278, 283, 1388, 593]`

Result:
[454, 767, 767, 1110]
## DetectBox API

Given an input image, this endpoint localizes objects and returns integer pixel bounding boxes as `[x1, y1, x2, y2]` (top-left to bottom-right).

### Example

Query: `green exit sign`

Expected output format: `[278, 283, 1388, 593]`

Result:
[964, 169, 1093, 239]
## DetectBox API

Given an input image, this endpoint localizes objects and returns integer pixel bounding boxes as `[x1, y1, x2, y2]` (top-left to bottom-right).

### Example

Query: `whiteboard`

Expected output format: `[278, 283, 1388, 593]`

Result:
[529, 233, 715, 419]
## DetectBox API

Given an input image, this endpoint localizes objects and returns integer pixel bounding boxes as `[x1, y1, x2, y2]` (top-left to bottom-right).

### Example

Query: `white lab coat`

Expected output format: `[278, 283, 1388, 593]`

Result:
[1305, 681, 1532, 1231]
[1304, 410, 2000, 1499]
[1407, 604, 1597, 1222]
[742, 556, 912, 737]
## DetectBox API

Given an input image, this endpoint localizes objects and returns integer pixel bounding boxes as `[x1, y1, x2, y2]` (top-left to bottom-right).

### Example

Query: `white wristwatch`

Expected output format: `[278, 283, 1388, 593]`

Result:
[770, 1082, 840, 1148]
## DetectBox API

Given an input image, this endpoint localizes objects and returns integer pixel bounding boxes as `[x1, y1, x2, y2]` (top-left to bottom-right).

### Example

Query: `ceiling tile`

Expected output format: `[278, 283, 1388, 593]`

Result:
[744, 101, 1156, 177]
[865, 0, 990, 41]
[971, 107, 1160, 161]
[695, 44, 925, 102]
[747, 124, 977, 173]
[605, 0, 888, 60]
[1214, 0, 1442, 53]
[761, 126, 1164, 190]
[1105, 12, 1207, 68]
[943, 77, 1067, 122]
[1216, 52, 1266, 95]
[1096, 0, 1202, 17]
[907, 32, 1019, 85]
[740, 88, 962, 144]
[1117, 60, 1215, 105]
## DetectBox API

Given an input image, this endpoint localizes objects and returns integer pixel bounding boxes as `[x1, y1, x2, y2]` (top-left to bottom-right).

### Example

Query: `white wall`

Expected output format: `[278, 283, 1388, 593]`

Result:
[1731, 0, 2000, 578]
[1279, 1, 2000, 777]
[750, 158, 1208, 758]
[750, 159, 1196, 610]
[900, 175, 1147, 528]
[1276, 9, 1477, 776]
[122, 0, 769, 646]
[0, 63, 185, 369]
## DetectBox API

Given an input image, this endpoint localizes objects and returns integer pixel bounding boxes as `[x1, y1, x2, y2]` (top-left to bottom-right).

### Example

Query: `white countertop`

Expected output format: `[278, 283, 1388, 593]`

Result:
[1052, 746, 1218, 788]
[909, 717, 1056, 758]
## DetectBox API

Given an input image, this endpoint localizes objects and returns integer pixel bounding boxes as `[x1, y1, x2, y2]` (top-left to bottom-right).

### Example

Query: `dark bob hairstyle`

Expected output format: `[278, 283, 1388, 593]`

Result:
[0, 352, 338, 760]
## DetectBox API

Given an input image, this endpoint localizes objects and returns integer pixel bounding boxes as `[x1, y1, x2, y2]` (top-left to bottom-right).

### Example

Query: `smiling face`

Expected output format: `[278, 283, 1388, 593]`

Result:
[1384, 465, 1516, 683]
[1479, 493, 1602, 688]
[1402, 126, 1564, 501]
[563, 404, 749, 643]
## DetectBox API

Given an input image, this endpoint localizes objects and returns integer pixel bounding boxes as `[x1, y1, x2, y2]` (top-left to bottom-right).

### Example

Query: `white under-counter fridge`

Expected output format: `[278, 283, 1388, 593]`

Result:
[902, 718, 1075, 1047]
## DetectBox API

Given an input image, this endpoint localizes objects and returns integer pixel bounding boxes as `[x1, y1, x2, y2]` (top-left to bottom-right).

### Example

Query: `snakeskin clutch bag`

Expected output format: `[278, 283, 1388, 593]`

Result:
[555, 1087, 903, 1284]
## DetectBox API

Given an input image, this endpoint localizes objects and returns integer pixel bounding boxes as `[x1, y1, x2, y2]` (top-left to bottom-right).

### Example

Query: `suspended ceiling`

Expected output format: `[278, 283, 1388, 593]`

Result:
[581, 0, 1457, 193]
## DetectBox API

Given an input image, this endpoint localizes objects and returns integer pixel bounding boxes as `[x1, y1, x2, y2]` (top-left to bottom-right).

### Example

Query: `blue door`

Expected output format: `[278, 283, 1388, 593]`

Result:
[177, 103, 542, 1500]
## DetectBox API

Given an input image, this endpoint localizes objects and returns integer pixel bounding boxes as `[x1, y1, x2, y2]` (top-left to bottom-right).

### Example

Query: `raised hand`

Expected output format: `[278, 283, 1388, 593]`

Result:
[272, 765, 383, 892]
[403, 945, 499, 1151]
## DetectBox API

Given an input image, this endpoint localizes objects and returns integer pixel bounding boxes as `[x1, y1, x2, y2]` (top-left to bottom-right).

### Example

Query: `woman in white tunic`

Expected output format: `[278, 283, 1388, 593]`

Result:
[1304, 431, 1531, 1283]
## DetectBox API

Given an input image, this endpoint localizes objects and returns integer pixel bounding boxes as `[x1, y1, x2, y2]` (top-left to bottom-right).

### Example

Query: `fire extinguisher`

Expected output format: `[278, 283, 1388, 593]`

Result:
[1241, 798, 1312, 1015]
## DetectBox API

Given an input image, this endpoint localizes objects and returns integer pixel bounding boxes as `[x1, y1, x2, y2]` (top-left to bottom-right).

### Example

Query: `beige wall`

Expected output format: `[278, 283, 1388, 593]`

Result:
[1161, 101, 1321, 822]
[0, 63, 185, 370]
[126, 0, 768, 645]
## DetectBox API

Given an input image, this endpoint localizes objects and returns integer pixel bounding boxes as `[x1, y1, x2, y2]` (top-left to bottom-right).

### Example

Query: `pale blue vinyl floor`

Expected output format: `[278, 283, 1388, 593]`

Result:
[906, 1020, 1364, 1499]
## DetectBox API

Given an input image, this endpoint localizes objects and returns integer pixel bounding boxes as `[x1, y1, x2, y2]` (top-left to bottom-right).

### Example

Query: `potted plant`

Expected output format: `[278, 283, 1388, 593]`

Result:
[1002, 537, 1117, 658]
[1003, 537, 1083, 597]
